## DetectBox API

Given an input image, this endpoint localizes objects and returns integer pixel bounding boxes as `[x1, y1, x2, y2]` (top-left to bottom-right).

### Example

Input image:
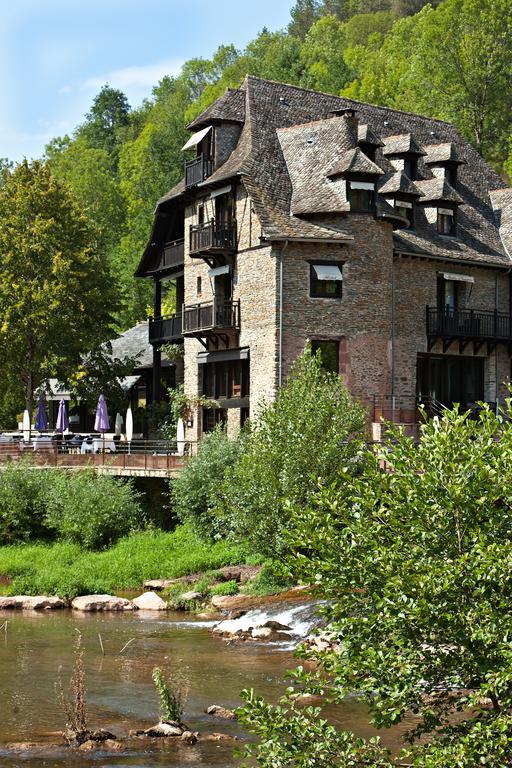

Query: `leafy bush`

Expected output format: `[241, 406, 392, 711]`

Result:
[44, 469, 143, 549]
[170, 425, 244, 541]
[210, 579, 238, 596]
[240, 404, 512, 766]
[243, 560, 293, 596]
[152, 667, 183, 723]
[0, 460, 51, 543]
[218, 347, 368, 556]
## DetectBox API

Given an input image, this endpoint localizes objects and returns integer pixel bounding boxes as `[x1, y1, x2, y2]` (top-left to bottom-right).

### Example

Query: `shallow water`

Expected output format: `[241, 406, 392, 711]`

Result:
[0, 604, 413, 766]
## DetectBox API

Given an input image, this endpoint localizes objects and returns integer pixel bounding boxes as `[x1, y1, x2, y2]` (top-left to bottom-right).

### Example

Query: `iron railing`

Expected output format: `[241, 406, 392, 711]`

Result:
[189, 219, 237, 255]
[182, 299, 241, 334]
[427, 307, 512, 341]
[184, 154, 212, 187]
[149, 314, 183, 344]
[161, 238, 184, 270]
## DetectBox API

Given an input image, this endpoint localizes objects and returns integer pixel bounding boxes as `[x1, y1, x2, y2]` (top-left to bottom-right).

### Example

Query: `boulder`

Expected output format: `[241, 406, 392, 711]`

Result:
[132, 591, 167, 611]
[180, 730, 198, 744]
[217, 565, 261, 584]
[180, 591, 202, 602]
[143, 721, 184, 737]
[0, 595, 66, 610]
[71, 595, 135, 612]
[201, 732, 238, 742]
[78, 740, 97, 752]
[263, 620, 291, 631]
[103, 739, 124, 751]
[205, 705, 237, 720]
[143, 579, 174, 591]
[251, 627, 274, 640]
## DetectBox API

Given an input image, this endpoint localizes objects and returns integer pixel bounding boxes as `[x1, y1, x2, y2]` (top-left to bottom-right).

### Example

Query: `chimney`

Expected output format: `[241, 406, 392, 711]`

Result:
[329, 107, 358, 143]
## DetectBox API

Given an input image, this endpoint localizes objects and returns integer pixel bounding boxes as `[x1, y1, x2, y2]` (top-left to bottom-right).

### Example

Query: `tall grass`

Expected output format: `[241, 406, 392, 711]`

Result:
[0, 525, 246, 598]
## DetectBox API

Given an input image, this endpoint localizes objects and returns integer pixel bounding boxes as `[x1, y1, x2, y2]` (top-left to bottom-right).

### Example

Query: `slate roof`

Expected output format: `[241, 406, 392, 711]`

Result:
[144, 76, 511, 268]
[187, 88, 246, 130]
[415, 178, 464, 205]
[327, 147, 384, 178]
[490, 189, 512, 259]
[424, 142, 465, 166]
[358, 123, 384, 147]
[110, 322, 172, 370]
[382, 133, 426, 157]
[378, 171, 424, 198]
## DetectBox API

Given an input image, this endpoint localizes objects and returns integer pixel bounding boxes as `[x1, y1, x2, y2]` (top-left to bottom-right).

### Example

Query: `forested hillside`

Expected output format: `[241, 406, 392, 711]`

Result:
[22, 0, 512, 330]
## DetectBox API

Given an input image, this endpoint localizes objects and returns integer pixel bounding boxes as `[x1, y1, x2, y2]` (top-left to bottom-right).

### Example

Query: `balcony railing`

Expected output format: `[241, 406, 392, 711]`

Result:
[161, 238, 184, 270]
[189, 219, 237, 256]
[182, 299, 240, 335]
[149, 314, 183, 344]
[427, 307, 512, 342]
[184, 154, 213, 188]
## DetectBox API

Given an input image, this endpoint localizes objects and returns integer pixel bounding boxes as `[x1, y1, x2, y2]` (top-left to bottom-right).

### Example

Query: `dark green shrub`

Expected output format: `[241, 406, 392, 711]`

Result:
[170, 426, 243, 541]
[210, 579, 238, 596]
[44, 469, 143, 549]
[0, 460, 51, 543]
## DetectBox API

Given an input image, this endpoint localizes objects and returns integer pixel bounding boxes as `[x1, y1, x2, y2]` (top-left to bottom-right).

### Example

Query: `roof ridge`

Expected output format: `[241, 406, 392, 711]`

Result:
[243, 75, 456, 128]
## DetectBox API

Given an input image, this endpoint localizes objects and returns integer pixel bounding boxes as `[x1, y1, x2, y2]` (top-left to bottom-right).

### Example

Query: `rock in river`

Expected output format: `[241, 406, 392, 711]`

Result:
[180, 591, 202, 602]
[132, 591, 167, 611]
[71, 595, 135, 611]
[0, 595, 67, 610]
[205, 705, 237, 720]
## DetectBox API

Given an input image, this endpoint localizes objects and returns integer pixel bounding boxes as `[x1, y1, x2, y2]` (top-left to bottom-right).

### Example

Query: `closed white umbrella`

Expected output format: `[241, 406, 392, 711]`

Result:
[125, 407, 133, 454]
[115, 412, 123, 436]
[22, 410, 31, 443]
[176, 417, 185, 456]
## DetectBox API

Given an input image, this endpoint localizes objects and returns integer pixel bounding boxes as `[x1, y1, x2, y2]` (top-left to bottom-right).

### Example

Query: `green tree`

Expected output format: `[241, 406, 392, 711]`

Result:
[77, 85, 131, 167]
[301, 15, 352, 93]
[288, 0, 322, 39]
[239, 404, 512, 765]
[218, 347, 367, 557]
[0, 160, 117, 416]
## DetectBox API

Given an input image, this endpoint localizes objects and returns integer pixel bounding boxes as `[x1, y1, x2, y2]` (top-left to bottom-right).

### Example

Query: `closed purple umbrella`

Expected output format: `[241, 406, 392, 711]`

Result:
[34, 396, 48, 431]
[94, 394, 110, 433]
[55, 399, 68, 432]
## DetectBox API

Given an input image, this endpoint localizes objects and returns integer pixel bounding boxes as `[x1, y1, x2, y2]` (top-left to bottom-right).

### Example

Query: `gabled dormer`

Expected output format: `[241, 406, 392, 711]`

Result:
[423, 143, 466, 189]
[183, 88, 245, 188]
[327, 147, 384, 213]
[357, 124, 384, 162]
[382, 134, 425, 181]
[415, 177, 463, 237]
[378, 171, 424, 230]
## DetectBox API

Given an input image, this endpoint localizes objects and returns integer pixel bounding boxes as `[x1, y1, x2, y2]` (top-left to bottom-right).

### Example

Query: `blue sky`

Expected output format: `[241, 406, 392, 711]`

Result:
[1, 0, 294, 162]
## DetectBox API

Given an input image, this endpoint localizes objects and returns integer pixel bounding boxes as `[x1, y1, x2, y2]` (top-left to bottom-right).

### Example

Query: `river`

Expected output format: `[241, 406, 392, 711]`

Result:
[0, 602, 412, 766]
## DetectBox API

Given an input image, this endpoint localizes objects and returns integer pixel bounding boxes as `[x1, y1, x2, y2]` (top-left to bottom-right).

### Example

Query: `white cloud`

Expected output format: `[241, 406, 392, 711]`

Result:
[82, 58, 184, 102]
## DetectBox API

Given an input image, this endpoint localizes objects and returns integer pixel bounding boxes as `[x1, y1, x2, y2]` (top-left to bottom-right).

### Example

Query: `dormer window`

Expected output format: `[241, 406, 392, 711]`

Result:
[437, 207, 456, 236]
[403, 157, 417, 181]
[347, 180, 375, 212]
[394, 199, 414, 229]
[446, 165, 457, 188]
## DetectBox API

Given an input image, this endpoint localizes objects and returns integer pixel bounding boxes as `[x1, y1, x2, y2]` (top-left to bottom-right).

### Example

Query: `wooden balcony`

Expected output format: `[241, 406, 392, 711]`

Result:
[189, 219, 237, 258]
[427, 306, 512, 352]
[149, 314, 183, 345]
[161, 238, 184, 271]
[184, 154, 213, 188]
[182, 299, 240, 336]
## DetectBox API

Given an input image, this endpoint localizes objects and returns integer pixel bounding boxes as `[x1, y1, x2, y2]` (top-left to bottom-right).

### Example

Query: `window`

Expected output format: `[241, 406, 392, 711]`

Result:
[309, 262, 343, 299]
[197, 204, 205, 225]
[197, 276, 202, 296]
[438, 278, 458, 312]
[203, 408, 227, 434]
[437, 207, 456, 236]
[347, 181, 375, 212]
[394, 200, 414, 229]
[202, 359, 250, 400]
[446, 165, 457, 188]
[311, 340, 339, 374]
[403, 157, 417, 181]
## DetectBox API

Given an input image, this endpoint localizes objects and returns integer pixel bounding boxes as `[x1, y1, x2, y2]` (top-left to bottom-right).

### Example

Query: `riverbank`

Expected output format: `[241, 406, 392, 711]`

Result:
[0, 526, 250, 599]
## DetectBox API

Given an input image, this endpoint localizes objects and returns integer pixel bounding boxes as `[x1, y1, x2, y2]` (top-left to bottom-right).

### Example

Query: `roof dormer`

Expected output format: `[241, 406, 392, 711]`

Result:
[382, 134, 425, 180]
[357, 124, 384, 162]
[327, 147, 384, 180]
[424, 143, 465, 188]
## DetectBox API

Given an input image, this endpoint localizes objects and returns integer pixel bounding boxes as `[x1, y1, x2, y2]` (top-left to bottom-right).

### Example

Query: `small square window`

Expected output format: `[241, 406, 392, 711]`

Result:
[437, 209, 456, 236]
[309, 262, 343, 299]
[347, 181, 375, 212]
[311, 340, 339, 373]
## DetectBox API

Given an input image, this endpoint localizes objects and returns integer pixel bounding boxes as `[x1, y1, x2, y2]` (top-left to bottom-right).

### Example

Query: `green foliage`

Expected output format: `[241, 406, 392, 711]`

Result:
[240, 404, 512, 765]
[171, 425, 243, 540]
[218, 347, 368, 557]
[0, 160, 117, 417]
[76, 85, 131, 166]
[68, 343, 140, 417]
[300, 15, 353, 93]
[0, 460, 50, 544]
[0, 525, 246, 599]
[152, 667, 183, 722]
[210, 579, 239, 597]
[243, 561, 294, 596]
[44, 470, 143, 549]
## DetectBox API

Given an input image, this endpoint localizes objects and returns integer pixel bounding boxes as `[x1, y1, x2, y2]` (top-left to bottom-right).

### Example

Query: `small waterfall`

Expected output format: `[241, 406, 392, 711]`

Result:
[213, 601, 324, 640]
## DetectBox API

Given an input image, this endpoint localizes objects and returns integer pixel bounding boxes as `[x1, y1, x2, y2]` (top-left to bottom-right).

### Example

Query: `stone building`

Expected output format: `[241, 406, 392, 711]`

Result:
[135, 76, 512, 442]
